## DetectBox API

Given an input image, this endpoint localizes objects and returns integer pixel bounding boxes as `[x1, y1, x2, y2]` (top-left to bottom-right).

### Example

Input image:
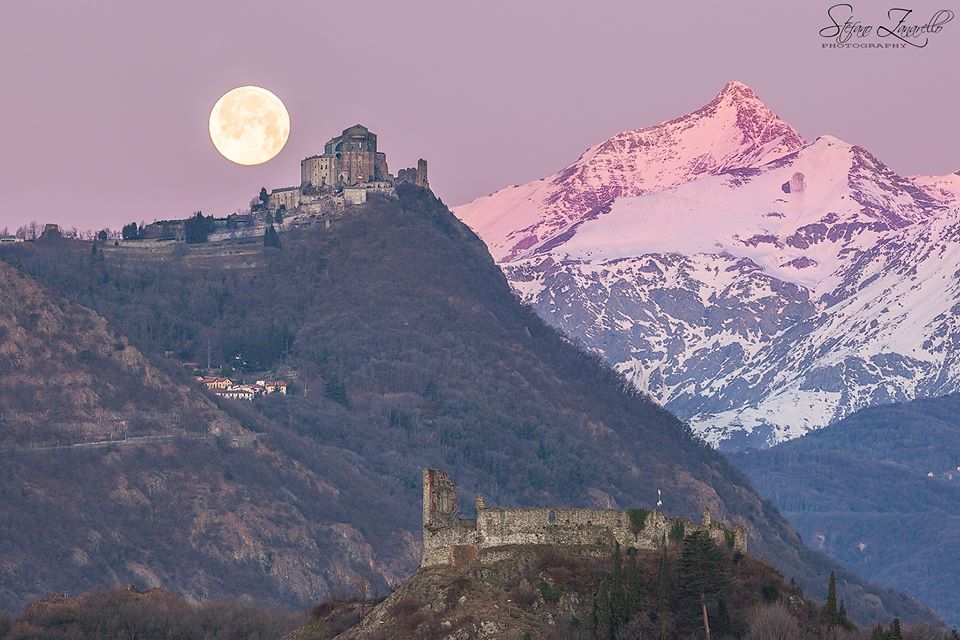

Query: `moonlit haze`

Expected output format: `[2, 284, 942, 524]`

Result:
[0, 0, 956, 231]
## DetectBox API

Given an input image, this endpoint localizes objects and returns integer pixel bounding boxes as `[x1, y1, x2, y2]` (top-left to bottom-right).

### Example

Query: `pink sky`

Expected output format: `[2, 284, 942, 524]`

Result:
[0, 0, 957, 232]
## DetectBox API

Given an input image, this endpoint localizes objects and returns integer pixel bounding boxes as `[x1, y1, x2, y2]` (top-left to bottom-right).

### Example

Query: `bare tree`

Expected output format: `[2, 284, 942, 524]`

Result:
[17, 221, 40, 240]
[746, 603, 801, 640]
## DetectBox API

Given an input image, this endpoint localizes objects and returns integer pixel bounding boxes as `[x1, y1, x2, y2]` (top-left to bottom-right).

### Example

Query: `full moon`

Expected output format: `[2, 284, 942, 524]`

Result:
[209, 86, 290, 166]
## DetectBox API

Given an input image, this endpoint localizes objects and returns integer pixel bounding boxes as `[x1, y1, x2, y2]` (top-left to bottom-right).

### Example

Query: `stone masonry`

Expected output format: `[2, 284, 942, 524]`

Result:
[268, 124, 429, 215]
[421, 468, 747, 568]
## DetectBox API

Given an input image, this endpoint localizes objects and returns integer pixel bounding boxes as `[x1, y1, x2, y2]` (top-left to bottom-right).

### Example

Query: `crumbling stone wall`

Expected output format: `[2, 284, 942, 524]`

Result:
[343, 188, 368, 206]
[420, 468, 747, 568]
[397, 160, 428, 188]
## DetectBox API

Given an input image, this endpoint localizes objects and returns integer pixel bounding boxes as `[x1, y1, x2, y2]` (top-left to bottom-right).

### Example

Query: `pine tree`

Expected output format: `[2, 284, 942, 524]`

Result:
[825, 571, 839, 627]
[870, 623, 886, 640]
[678, 531, 727, 640]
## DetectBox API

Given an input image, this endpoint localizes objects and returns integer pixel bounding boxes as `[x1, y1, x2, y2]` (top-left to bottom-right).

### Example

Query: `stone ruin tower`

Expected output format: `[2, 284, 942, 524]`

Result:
[423, 468, 458, 528]
[420, 468, 748, 568]
[397, 159, 429, 189]
[422, 469, 479, 567]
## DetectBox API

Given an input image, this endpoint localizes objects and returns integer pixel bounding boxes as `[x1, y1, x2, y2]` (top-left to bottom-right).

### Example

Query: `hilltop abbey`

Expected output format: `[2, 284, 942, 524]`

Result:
[421, 468, 747, 568]
[114, 124, 429, 244]
[267, 124, 428, 213]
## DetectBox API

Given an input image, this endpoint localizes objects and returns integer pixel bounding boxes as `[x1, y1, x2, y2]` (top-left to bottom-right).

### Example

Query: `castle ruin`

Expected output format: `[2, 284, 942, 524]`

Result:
[421, 468, 747, 568]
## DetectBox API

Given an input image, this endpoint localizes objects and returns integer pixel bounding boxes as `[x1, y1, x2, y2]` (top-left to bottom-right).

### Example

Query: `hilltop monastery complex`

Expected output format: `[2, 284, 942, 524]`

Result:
[267, 123, 428, 213]
[89, 123, 430, 244]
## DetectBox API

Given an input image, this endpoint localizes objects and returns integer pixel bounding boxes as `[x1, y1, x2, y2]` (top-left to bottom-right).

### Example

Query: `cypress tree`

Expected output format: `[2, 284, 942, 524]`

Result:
[716, 597, 733, 637]
[669, 520, 686, 545]
[184, 212, 212, 244]
[589, 596, 599, 639]
[611, 542, 626, 633]
[596, 581, 612, 640]
[626, 553, 643, 614]
[888, 618, 903, 640]
[657, 549, 671, 640]
[264, 224, 281, 249]
[825, 571, 838, 627]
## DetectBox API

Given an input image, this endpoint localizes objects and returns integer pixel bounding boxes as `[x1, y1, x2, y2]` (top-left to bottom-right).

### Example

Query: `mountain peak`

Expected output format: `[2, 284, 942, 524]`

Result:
[456, 83, 805, 262]
[812, 134, 850, 147]
[689, 82, 802, 151]
[718, 79, 758, 98]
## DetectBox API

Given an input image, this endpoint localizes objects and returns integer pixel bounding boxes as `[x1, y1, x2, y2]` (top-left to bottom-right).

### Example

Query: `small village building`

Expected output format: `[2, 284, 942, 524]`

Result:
[216, 385, 256, 401]
[268, 186, 301, 211]
[257, 380, 288, 395]
[200, 376, 233, 390]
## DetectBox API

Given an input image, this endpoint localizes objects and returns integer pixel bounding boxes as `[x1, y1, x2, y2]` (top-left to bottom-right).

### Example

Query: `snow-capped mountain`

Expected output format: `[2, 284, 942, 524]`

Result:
[455, 82, 960, 447]
[912, 171, 960, 205]
[457, 81, 805, 263]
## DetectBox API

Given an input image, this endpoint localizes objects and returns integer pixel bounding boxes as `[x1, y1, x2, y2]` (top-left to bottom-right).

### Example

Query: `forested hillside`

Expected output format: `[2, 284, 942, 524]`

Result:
[731, 395, 960, 626]
[0, 186, 938, 624]
[0, 261, 420, 614]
